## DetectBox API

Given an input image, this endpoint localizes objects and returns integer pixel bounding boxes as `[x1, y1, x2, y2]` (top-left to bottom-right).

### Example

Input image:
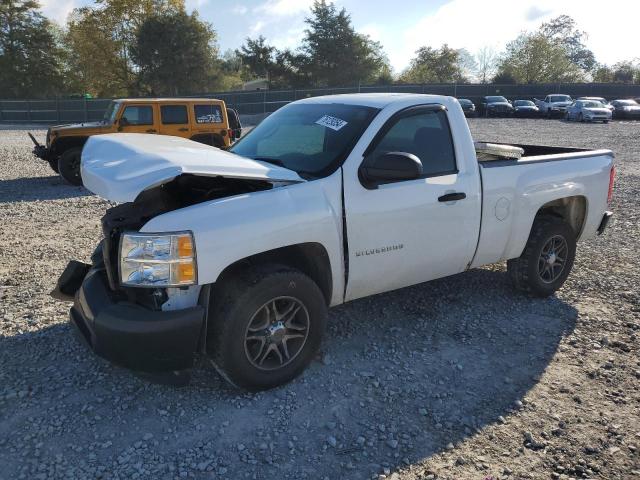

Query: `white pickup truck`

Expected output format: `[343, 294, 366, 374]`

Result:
[53, 93, 615, 390]
[534, 94, 574, 117]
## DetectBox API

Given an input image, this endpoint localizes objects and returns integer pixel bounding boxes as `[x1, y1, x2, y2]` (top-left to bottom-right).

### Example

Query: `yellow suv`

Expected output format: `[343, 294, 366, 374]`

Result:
[30, 98, 242, 185]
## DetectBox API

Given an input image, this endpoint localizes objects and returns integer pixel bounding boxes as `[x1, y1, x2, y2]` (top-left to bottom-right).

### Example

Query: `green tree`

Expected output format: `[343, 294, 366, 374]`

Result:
[399, 45, 466, 83]
[236, 36, 276, 81]
[495, 32, 583, 83]
[64, 0, 184, 96]
[301, 0, 388, 87]
[540, 15, 596, 73]
[131, 10, 222, 95]
[0, 0, 65, 98]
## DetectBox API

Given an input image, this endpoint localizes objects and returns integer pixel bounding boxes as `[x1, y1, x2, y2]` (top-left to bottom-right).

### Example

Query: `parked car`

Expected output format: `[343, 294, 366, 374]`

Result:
[577, 97, 614, 113]
[52, 93, 615, 391]
[512, 100, 539, 117]
[610, 99, 640, 119]
[457, 98, 476, 117]
[480, 96, 514, 116]
[565, 100, 612, 123]
[534, 94, 573, 117]
[29, 98, 237, 185]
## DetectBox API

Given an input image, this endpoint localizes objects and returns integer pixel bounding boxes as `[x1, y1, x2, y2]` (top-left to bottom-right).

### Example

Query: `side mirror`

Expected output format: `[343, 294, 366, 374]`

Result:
[360, 152, 423, 188]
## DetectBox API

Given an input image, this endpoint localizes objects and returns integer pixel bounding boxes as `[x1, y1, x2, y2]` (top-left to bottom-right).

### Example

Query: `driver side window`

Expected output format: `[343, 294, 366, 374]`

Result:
[121, 105, 153, 125]
[369, 108, 457, 177]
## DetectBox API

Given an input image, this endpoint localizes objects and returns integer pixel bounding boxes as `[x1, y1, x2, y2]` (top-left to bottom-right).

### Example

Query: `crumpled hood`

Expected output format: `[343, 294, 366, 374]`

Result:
[81, 133, 305, 203]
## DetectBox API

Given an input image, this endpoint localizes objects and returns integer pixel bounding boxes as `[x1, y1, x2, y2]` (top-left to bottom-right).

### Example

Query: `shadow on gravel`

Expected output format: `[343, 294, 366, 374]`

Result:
[0, 268, 577, 479]
[0, 175, 90, 203]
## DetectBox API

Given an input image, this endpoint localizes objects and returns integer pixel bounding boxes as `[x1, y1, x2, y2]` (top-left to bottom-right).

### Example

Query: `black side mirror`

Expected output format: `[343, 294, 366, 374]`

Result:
[360, 152, 423, 188]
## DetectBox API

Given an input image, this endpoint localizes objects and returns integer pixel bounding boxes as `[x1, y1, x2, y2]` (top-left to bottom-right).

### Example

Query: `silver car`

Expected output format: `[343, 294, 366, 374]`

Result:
[566, 100, 612, 123]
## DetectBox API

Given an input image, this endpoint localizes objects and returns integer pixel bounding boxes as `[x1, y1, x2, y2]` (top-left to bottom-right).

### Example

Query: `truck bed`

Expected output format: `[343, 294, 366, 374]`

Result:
[477, 142, 610, 166]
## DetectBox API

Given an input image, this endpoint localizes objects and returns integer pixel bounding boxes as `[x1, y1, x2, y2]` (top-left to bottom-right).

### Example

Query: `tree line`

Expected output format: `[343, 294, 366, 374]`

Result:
[1, 0, 639, 99]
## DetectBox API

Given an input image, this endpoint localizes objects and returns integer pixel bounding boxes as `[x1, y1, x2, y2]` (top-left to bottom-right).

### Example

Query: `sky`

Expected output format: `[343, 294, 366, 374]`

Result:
[40, 0, 640, 74]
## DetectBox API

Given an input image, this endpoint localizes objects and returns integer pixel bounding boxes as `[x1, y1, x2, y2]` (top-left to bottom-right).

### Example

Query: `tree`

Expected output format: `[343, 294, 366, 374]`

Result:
[64, 0, 184, 96]
[0, 0, 65, 98]
[236, 36, 276, 81]
[611, 60, 639, 83]
[301, 0, 388, 87]
[540, 15, 596, 73]
[399, 44, 465, 83]
[495, 32, 584, 83]
[475, 46, 498, 83]
[131, 10, 222, 95]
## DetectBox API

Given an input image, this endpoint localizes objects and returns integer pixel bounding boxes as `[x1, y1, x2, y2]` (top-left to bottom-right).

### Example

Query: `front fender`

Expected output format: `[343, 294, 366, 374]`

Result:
[140, 170, 345, 305]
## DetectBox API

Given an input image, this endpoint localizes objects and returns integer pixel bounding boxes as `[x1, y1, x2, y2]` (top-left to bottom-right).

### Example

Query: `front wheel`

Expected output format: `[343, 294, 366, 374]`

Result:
[507, 216, 576, 297]
[58, 147, 83, 186]
[208, 265, 327, 391]
[47, 158, 59, 173]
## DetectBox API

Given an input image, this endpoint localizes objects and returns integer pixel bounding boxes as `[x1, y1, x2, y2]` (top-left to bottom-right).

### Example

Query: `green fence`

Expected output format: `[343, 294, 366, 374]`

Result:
[2, 83, 639, 123]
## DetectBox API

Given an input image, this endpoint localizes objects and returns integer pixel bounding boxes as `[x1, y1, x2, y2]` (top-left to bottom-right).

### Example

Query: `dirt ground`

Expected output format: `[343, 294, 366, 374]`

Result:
[0, 118, 638, 480]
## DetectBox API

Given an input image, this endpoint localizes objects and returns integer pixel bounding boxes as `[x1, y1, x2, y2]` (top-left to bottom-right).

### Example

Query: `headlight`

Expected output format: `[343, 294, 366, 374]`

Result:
[119, 232, 196, 287]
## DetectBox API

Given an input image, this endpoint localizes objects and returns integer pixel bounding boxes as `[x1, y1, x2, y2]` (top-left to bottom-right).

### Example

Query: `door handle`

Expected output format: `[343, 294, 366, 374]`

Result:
[146, 129, 157, 133]
[438, 192, 466, 202]
[178, 127, 189, 132]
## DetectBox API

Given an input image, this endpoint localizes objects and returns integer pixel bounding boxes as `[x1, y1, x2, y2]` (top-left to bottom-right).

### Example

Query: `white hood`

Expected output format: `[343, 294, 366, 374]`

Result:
[81, 133, 304, 203]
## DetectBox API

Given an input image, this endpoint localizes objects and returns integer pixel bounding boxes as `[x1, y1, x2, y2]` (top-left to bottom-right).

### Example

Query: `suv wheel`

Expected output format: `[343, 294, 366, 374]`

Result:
[507, 215, 576, 297]
[58, 147, 83, 186]
[209, 265, 327, 391]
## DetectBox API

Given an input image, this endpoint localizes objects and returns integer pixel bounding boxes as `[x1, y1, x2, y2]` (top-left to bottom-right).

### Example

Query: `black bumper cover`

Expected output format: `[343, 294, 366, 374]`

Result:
[65, 265, 205, 372]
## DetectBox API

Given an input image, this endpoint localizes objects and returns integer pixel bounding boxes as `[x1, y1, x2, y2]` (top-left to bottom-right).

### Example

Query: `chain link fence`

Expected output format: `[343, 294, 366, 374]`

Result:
[2, 83, 640, 123]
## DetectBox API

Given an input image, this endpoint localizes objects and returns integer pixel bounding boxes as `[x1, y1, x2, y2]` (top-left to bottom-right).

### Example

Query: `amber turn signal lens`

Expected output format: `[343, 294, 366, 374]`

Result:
[177, 262, 195, 283]
[177, 235, 193, 258]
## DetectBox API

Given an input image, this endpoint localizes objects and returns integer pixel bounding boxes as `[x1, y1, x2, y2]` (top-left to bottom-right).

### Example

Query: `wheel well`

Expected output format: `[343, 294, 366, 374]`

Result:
[536, 196, 587, 237]
[52, 136, 88, 157]
[214, 243, 333, 305]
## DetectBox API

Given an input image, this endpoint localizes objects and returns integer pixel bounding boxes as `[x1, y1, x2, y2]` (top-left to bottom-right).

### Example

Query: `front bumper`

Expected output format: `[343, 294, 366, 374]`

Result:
[58, 262, 205, 372]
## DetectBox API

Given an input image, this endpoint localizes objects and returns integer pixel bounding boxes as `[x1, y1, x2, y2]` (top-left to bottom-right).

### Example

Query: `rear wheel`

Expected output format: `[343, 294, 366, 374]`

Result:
[208, 265, 327, 391]
[507, 216, 576, 297]
[58, 147, 83, 186]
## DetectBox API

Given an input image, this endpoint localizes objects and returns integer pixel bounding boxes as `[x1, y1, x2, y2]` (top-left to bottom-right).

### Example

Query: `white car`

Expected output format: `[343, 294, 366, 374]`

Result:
[566, 100, 612, 123]
[53, 93, 616, 390]
[534, 94, 574, 117]
[578, 97, 615, 113]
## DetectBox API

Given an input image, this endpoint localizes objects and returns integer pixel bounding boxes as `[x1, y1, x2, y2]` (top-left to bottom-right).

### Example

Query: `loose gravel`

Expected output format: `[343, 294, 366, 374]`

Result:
[0, 119, 638, 480]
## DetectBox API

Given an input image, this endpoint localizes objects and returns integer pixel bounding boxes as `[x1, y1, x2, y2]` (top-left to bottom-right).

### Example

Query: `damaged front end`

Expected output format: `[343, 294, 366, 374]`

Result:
[55, 174, 274, 374]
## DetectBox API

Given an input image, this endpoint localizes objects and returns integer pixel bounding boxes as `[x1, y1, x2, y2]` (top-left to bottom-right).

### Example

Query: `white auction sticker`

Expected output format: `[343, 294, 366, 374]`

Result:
[315, 115, 348, 131]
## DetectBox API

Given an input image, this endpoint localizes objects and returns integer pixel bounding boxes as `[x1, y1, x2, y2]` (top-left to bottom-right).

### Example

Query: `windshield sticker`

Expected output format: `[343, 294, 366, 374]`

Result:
[315, 115, 348, 131]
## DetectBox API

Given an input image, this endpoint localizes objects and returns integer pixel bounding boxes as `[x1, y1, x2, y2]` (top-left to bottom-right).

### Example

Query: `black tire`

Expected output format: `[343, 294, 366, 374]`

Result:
[58, 147, 83, 186]
[507, 216, 576, 297]
[47, 158, 59, 173]
[208, 264, 327, 391]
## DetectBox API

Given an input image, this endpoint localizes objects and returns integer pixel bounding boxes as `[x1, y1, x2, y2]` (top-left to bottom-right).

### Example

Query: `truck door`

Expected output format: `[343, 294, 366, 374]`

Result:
[343, 105, 481, 301]
[117, 104, 157, 134]
[157, 103, 191, 138]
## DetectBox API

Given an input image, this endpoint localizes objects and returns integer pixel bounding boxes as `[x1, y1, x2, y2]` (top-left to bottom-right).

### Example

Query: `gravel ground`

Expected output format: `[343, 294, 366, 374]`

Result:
[0, 119, 638, 480]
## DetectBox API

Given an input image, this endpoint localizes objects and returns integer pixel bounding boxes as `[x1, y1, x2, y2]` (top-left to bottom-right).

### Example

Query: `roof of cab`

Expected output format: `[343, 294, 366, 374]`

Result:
[294, 93, 453, 109]
[114, 98, 224, 103]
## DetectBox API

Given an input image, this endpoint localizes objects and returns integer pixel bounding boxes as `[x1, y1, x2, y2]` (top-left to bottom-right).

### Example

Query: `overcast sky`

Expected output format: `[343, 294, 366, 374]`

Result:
[41, 0, 639, 73]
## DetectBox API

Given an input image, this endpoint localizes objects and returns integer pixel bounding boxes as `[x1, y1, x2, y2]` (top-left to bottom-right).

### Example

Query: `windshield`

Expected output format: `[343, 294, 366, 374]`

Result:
[549, 95, 571, 102]
[102, 101, 121, 124]
[616, 100, 638, 106]
[458, 99, 472, 105]
[514, 100, 534, 106]
[581, 101, 603, 108]
[230, 103, 379, 177]
[486, 96, 508, 103]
